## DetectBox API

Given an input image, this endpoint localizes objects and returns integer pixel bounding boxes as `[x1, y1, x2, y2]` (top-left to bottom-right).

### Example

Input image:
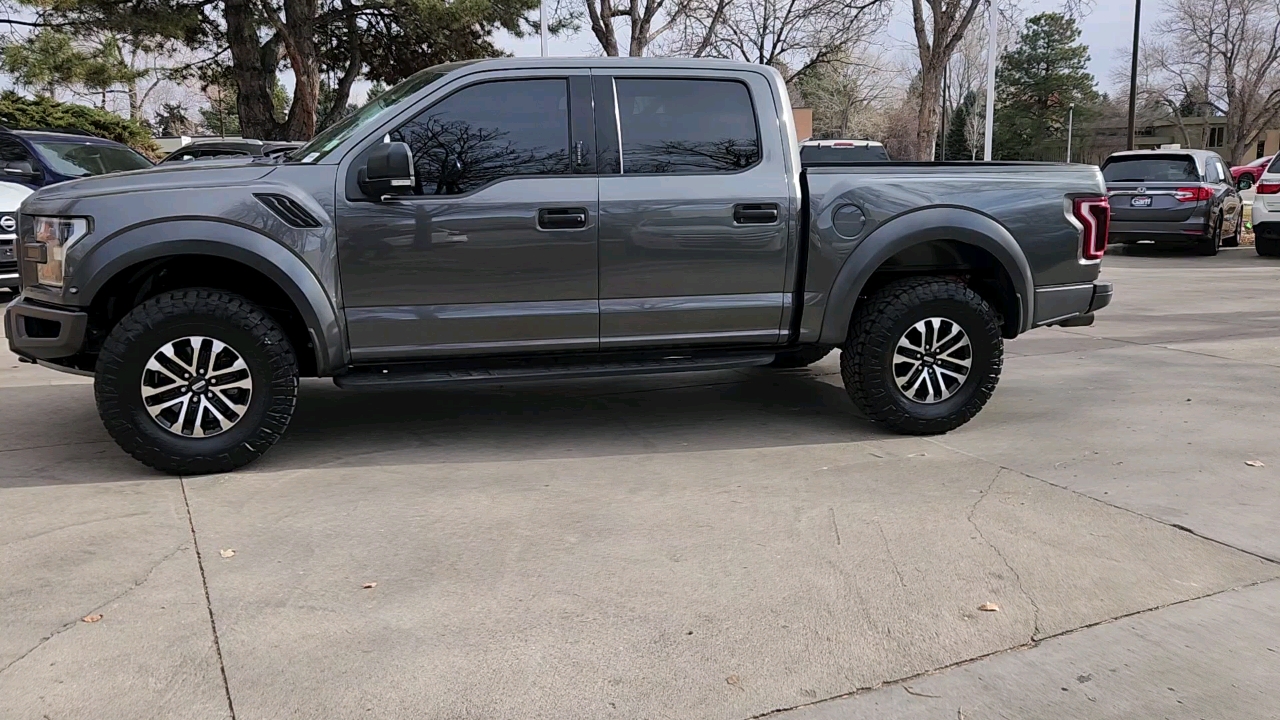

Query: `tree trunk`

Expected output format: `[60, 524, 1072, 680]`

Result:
[587, 0, 621, 56]
[916, 62, 942, 161]
[281, 0, 320, 140]
[226, 0, 282, 139]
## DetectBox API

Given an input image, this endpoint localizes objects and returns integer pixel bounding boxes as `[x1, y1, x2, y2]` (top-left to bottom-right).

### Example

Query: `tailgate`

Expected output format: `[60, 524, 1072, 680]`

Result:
[1107, 182, 1199, 223]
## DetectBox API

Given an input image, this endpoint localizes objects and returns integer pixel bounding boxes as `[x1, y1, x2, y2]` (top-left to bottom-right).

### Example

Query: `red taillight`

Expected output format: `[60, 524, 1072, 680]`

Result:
[1257, 182, 1280, 195]
[1174, 187, 1214, 202]
[1074, 196, 1109, 261]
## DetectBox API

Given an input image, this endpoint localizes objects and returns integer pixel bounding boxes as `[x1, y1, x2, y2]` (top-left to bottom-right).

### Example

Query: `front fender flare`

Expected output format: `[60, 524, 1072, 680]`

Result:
[75, 218, 345, 375]
[818, 206, 1035, 345]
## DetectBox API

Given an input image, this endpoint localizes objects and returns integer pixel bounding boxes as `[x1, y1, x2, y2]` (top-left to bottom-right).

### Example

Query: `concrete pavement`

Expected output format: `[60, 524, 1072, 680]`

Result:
[3, 246, 1280, 719]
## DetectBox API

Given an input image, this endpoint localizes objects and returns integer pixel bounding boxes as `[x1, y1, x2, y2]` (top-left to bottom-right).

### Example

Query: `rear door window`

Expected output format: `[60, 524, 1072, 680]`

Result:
[1102, 156, 1200, 183]
[614, 78, 760, 174]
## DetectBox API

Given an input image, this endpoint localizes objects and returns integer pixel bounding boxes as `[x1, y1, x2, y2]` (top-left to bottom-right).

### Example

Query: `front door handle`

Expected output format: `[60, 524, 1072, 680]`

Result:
[538, 207, 588, 230]
[734, 203, 780, 224]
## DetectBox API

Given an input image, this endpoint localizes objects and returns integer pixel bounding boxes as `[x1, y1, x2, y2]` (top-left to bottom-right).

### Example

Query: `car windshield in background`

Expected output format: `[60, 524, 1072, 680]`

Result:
[294, 69, 451, 162]
[801, 145, 890, 163]
[1102, 156, 1199, 183]
[32, 141, 153, 177]
[1270, 155, 1280, 173]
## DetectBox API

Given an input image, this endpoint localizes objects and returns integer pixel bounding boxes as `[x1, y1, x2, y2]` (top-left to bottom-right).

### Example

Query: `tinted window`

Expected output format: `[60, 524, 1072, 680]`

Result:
[1269, 155, 1280, 174]
[1102, 156, 1200, 183]
[800, 144, 890, 163]
[615, 79, 760, 174]
[390, 79, 570, 196]
[1205, 159, 1221, 183]
[32, 141, 152, 176]
[0, 138, 34, 164]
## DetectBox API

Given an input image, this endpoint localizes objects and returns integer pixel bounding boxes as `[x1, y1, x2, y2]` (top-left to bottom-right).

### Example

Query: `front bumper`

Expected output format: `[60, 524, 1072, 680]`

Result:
[4, 295, 88, 360]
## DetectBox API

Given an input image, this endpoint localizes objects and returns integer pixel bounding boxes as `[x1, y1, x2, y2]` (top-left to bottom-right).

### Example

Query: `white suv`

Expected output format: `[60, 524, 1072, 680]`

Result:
[1254, 154, 1280, 257]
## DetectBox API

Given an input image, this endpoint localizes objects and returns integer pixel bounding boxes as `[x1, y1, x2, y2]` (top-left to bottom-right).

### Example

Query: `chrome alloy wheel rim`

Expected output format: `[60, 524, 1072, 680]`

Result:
[892, 317, 972, 404]
[140, 336, 253, 437]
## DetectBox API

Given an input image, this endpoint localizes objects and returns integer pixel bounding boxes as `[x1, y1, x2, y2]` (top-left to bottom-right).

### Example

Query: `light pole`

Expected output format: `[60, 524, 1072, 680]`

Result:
[1126, 0, 1141, 151]
[1066, 104, 1074, 163]
[540, 0, 548, 57]
[983, 0, 997, 161]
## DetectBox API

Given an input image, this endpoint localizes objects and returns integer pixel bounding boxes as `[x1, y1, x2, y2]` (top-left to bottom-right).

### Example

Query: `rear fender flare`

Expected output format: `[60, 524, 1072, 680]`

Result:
[818, 207, 1034, 345]
[76, 218, 345, 375]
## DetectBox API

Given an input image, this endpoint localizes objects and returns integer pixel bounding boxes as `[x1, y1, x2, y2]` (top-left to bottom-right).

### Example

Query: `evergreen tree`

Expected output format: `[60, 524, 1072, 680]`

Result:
[944, 92, 977, 160]
[992, 12, 1100, 161]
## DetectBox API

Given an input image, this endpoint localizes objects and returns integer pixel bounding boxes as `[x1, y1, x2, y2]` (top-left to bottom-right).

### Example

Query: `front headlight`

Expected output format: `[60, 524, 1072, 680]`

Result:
[32, 217, 89, 288]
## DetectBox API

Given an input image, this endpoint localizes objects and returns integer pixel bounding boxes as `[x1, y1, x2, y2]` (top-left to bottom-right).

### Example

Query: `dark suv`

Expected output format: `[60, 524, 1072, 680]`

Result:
[1102, 149, 1243, 256]
[0, 127, 154, 189]
[159, 139, 303, 164]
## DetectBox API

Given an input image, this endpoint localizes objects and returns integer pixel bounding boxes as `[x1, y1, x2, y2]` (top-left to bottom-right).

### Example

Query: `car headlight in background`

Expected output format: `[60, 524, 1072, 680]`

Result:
[31, 217, 89, 287]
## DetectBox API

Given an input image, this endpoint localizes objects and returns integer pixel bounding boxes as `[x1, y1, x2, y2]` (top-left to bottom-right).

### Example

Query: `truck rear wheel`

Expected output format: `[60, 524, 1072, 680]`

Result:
[768, 346, 832, 368]
[841, 277, 1003, 435]
[95, 289, 299, 475]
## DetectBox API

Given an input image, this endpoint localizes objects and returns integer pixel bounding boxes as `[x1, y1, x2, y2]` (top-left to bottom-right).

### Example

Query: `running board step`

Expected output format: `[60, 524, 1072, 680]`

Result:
[333, 353, 777, 390]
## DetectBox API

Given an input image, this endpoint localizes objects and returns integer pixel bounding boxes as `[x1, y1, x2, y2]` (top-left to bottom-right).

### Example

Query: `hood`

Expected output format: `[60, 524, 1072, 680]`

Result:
[32, 157, 277, 202]
[0, 181, 33, 210]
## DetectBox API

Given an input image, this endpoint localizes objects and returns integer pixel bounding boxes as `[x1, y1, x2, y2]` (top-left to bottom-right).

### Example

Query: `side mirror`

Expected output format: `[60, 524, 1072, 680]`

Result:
[360, 141, 415, 198]
[3, 160, 37, 181]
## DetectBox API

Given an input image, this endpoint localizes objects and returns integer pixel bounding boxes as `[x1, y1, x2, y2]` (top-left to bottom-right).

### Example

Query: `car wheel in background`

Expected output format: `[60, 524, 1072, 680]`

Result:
[1225, 213, 1242, 248]
[1238, 175, 1254, 190]
[841, 277, 1002, 435]
[95, 289, 299, 475]
[1196, 219, 1222, 256]
[1258, 237, 1280, 257]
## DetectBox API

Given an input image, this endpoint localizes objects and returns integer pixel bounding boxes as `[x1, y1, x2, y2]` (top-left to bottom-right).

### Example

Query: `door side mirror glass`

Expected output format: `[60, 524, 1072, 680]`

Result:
[359, 141, 415, 198]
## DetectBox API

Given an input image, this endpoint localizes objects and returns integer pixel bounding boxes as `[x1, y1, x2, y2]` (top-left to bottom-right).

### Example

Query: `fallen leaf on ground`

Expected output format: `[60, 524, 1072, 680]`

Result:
[726, 675, 739, 686]
[1246, 461, 1265, 467]
[978, 602, 1000, 612]
[362, 582, 377, 589]
[219, 548, 235, 558]
[81, 613, 102, 623]
[908, 452, 928, 457]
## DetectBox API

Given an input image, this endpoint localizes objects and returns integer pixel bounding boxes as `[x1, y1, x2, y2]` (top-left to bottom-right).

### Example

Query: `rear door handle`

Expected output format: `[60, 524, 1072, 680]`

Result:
[538, 207, 588, 230]
[734, 203, 779, 224]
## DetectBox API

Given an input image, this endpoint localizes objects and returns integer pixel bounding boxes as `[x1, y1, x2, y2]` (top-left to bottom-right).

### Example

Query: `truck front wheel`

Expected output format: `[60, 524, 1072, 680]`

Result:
[94, 289, 299, 475]
[841, 278, 1003, 435]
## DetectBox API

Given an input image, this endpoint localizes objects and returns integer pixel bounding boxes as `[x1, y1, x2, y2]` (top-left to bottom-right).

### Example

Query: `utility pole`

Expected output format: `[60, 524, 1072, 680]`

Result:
[1066, 104, 1074, 162]
[941, 68, 948, 161]
[1126, 0, 1141, 151]
[983, 0, 997, 161]
[540, 0, 548, 57]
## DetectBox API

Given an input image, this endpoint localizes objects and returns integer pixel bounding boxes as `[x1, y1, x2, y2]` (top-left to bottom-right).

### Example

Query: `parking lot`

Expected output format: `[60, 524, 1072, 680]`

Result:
[3, 246, 1280, 720]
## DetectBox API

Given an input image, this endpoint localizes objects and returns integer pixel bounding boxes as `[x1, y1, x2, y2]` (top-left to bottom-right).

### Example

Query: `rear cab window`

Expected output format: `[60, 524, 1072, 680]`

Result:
[1102, 155, 1201, 183]
[613, 78, 761, 174]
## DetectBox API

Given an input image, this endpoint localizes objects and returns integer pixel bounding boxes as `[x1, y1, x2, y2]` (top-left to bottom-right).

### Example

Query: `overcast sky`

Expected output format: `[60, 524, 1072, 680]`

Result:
[497, 0, 1149, 95]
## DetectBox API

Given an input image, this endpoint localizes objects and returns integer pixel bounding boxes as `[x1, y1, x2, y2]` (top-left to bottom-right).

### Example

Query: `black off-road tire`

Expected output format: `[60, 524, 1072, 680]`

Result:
[1196, 219, 1222, 256]
[95, 289, 299, 475]
[1257, 236, 1280, 257]
[841, 277, 1003, 435]
[768, 346, 832, 369]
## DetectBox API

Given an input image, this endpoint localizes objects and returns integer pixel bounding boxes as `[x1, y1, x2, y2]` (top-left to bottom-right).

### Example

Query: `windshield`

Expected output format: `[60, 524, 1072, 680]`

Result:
[293, 69, 452, 162]
[32, 141, 153, 177]
[1102, 156, 1200, 183]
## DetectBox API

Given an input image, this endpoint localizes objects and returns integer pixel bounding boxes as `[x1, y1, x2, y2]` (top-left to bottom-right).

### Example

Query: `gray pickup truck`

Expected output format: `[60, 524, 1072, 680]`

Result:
[4, 58, 1113, 474]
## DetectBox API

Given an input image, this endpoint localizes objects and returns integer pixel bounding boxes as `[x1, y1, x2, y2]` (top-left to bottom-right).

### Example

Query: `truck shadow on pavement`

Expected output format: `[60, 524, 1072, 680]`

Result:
[256, 365, 887, 472]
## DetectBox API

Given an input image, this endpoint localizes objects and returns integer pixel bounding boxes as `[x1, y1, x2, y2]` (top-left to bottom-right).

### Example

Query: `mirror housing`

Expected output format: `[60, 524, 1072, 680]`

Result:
[360, 141, 415, 198]
[3, 160, 37, 182]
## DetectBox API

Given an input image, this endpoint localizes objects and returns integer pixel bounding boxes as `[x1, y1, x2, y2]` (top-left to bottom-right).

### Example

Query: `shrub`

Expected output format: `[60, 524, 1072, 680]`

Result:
[0, 92, 161, 158]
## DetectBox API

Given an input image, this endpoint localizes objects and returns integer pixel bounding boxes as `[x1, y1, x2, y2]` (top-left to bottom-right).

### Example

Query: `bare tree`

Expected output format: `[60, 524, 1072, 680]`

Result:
[677, 0, 888, 82]
[585, 0, 728, 56]
[793, 50, 894, 138]
[1143, 0, 1280, 164]
[910, 0, 984, 160]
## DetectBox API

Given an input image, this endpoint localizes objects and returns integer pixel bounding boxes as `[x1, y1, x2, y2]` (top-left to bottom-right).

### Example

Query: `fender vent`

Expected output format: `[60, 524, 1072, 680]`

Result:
[255, 194, 322, 228]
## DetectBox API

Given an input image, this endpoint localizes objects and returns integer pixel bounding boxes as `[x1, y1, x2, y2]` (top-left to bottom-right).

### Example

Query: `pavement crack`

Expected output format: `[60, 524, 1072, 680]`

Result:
[828, 507, 842, 546]
[181, 477, 238, 720]
[874, 519, 906, 587]
[965, 468, 1043, 640]
[0, 544, 184, 677]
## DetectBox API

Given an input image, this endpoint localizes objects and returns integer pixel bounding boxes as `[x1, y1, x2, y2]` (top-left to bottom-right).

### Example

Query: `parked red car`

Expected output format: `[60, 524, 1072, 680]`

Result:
[1232, 155, 1274, 189]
